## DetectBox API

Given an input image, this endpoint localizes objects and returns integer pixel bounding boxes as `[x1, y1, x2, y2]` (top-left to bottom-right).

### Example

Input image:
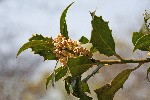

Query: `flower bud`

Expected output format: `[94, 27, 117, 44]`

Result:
[52, 33, 93, 65]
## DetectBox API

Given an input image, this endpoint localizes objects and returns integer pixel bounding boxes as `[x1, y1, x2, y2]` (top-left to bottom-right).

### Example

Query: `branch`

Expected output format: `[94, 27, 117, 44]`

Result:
[133, 63, 143, 70]
[82, 62, 144, 83]
[82, 64, 104, 82]
[92, 58, 150, 65]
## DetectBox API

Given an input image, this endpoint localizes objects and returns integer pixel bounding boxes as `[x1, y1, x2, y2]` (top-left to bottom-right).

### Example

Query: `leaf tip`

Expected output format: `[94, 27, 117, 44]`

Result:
[90, 10, 96, 18]
[106, 21, 109, 24]
[16, 51, 21, 57]
[16, 55, 18, 58]
[133, 48, 136, 52]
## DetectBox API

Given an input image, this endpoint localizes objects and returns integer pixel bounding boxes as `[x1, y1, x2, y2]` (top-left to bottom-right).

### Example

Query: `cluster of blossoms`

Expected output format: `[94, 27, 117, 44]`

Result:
[52, 33, 93, 65]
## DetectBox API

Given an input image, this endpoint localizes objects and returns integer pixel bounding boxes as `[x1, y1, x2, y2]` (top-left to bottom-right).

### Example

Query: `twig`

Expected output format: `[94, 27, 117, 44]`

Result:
[82, 64, 104, 82]
[92, 58, 150, 65]
[133, 63, 143, 70]
[82, 62, 144, 83]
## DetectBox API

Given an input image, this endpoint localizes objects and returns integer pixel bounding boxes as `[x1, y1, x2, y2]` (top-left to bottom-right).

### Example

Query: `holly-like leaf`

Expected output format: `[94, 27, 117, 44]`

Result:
[79, 36, 89, 44]
[29, 34, 57, 60]
[46, 66, 68, 89]
[90, 12, 116, 56]
[132, 32, 148, 51]
[79, 81, 91, 94]
[64, 76, 92, 100]
[133, 12, 150, 51]
[146, 67, 150, 82]
[17, 40, 49, 56]
[94, 69, 134, 100]
[17, 34, 56, 60]
[132, 32, 143, 46]
[133, 34, 150, 51]
[29, 34, 48, 41]
[140, 11, 150, 35]
[74, 80, 92, 100]
[140, 22, 150, 35]
[60, 2, 74, 39]
[144, 11, 150, 23]
[67, 56, 93, 77]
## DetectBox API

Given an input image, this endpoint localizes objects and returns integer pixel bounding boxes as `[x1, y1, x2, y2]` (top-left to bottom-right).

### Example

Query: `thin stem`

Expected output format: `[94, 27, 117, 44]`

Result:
[133, 63, 143, 70]
[52, 60, 59, 87]
[82, 64, 104, 82]
[92, 58, 150, 65]
[82, 63, 144, 83]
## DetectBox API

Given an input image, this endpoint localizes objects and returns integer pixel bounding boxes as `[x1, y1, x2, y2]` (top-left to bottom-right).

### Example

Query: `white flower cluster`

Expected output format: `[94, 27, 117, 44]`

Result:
[52, 34, 93, 65]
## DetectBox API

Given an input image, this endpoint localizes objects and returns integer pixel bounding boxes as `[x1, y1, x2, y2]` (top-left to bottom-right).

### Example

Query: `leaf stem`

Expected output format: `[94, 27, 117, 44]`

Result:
[114, 53, 124, 60]
[82, 64, 104, 82]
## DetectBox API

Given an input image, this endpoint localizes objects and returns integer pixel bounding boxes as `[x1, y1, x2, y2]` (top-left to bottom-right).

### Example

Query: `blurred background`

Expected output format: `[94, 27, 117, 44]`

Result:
[0, 0, 150, 100]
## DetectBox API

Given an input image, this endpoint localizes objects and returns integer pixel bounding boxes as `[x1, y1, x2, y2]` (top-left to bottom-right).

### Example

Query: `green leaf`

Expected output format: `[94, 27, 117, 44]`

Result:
[132, 12, 150, 51]
[144, 11, 150, 23]
[17, 40, 49, 56]
[146, 67, 150, 82]
[65, 76, 72, 94]
[140, 22, 150, 35]
[79, 36, 89, 44]
[132, 32, 147, 51]
[33, 46, 56, 60]
[67, 56, 93, 77]
[132, 32, 143, 46]
[79, 81, 91, 94]
[72, 78, 92, 100]
[90, 46, 98, 53]
[60, 2, 74, 39]
[64, 76, 92, 100]
[55, 66, 68, 81]
[17, 34, 56, 60]
[46, 66, 68, 89]
[94, 69, 133, 100]
[90, 12, 116, 56]
[29, 34, 48, 41]
[140, 11, 150, 35]
[133, 34, 150, 51]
